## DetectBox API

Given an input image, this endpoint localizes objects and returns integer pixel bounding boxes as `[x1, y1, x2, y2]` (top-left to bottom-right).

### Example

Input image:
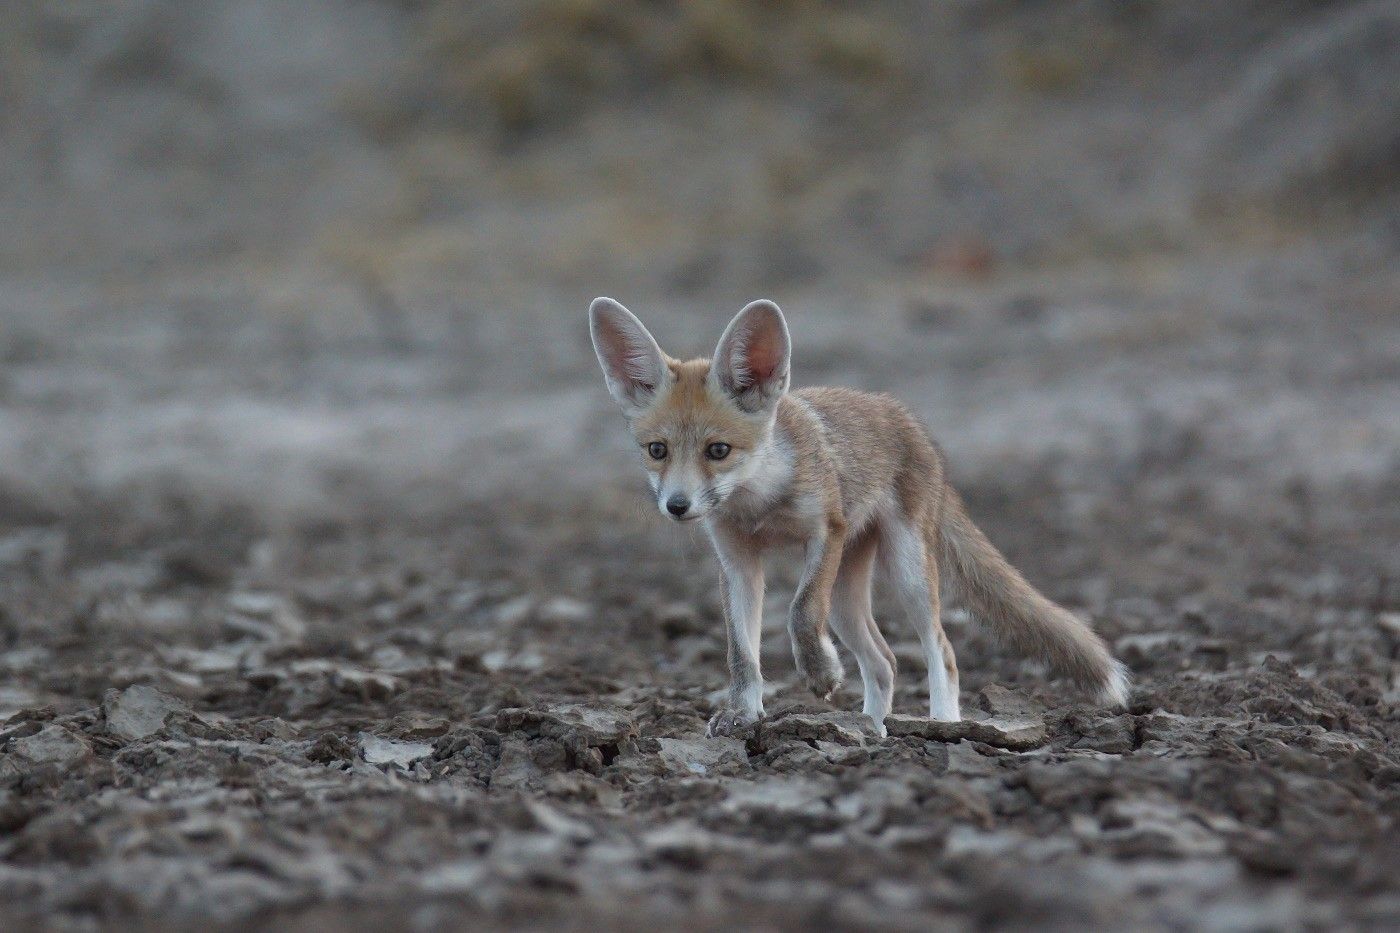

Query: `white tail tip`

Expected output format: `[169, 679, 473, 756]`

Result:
[1098, 660, 1132, 708]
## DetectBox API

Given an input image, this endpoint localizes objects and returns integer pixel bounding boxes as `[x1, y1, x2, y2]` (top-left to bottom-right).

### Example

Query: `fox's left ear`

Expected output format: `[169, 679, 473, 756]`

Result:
[711, 299, 790, 413]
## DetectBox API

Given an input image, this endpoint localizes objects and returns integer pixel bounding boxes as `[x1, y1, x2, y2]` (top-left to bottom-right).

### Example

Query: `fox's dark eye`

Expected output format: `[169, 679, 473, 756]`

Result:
[706, 442, 732, 461]
[647, 442, 668, 460]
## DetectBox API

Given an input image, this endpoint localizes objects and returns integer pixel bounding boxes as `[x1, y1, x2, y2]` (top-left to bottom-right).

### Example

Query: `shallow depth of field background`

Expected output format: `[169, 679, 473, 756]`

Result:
[3, 0, 1396, 513]
[0, 2, 1397, 930]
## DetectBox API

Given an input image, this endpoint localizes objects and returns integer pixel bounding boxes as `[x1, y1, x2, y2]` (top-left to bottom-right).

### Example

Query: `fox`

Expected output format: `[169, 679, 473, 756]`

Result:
[588, 297, 1129, 737]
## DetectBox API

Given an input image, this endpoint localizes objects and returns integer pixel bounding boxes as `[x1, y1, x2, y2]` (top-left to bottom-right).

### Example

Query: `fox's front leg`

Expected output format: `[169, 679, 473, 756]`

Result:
[790, 516, 846, 700]
[706, 531, 765, 737]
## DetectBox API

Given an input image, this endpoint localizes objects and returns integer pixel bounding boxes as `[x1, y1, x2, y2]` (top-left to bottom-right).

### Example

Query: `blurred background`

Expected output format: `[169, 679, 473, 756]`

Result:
[3, 0, 1396, 513]
[0, 2, 1397, 929]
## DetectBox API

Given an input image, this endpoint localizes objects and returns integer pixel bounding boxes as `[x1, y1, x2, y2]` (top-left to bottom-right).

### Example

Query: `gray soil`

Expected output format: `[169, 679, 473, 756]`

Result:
[0, 2, 1397, 930]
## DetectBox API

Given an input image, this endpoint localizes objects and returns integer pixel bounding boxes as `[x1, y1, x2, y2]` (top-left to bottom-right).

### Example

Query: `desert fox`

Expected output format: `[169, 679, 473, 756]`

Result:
[589, 297, 1129, 737]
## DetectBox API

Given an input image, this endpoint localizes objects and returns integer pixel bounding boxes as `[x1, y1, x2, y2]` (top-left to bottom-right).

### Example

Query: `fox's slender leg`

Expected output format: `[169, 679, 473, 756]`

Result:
[926, 549, 961, 716]
[828, 528, 895, 732]
[706, 525, 765, 736]
[883, 517, 961, 721]
[789, 514, 846, 700]
[866, 614, 898, 688]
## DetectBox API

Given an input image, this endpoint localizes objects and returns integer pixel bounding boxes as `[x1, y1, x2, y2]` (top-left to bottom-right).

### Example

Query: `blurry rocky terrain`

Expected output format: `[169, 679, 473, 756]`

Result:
[0, 1, 1397, 929]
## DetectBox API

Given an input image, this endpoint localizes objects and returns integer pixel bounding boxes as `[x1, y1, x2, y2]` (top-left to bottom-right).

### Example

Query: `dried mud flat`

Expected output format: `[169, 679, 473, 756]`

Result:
[1, 239, 1397, 932]
[1, 4, 1399, 928]
[1, 421, 1397, 931]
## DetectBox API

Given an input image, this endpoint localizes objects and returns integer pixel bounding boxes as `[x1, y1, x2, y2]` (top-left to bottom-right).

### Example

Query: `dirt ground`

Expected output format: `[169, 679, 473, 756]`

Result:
[1, 2, 1398, 930]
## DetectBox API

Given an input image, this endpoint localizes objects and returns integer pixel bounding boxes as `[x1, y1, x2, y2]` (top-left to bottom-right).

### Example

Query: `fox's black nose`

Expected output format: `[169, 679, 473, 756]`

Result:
[666, 495, 690, 517]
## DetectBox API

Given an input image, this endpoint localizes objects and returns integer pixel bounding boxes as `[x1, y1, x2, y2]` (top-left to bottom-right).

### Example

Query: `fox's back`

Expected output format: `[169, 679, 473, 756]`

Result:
[784, 386, 944, 525]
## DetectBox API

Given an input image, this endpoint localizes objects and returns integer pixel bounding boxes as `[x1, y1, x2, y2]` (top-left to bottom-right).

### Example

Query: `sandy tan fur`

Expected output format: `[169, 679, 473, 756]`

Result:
[934, 484, 1127, 702]
[634, 358, 768, 490]
[589, 298, 1129, 736]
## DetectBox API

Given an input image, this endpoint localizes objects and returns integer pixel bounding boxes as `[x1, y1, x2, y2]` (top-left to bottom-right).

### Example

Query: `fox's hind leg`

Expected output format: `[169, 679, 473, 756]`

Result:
[882, 516, 961, 721]
[926, 549, 961, 717]
[828, 528, 895, 734]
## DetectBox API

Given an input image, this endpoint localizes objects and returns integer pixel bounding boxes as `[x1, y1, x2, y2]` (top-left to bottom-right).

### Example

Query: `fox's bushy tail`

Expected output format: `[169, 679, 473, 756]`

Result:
[934, 487, 1129, 706]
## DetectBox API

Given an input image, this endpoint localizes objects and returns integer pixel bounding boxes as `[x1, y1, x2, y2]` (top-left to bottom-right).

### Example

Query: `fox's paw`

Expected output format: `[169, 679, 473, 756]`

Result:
[706, 707, 759, 738]
[804, 669, 842, 702]
[795, 637, 844, 701]
[863, 711, 889, 739]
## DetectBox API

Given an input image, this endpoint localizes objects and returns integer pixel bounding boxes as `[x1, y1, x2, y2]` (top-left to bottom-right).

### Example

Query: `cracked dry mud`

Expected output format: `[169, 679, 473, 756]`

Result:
[0, 456, 1396, 931]
[1, 248, 1396, 930]
[1, 4, 1398, 928]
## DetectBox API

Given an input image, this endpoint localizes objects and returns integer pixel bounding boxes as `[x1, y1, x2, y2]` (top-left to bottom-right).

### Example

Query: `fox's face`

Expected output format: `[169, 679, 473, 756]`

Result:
[590, 298, 791, 522]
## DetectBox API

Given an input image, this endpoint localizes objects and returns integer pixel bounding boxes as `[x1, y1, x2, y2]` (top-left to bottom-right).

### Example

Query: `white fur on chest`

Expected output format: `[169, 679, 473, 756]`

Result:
[712, 428, 822, 542]
[724, 429, 792, 509]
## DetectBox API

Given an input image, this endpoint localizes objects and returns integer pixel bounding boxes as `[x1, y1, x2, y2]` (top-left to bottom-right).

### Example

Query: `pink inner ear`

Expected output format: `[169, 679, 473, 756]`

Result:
[599, 322, 655, 388]
[742, 329, 781, 384]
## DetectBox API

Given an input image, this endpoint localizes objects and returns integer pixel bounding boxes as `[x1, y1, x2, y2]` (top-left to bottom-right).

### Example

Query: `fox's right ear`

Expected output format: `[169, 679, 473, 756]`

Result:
[589, 297, 669, 415]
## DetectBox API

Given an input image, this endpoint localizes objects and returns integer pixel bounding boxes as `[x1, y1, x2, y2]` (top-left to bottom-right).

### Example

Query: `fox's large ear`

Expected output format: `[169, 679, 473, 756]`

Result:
[711, 299, 790, 413]
[589, 297, 669, 415]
